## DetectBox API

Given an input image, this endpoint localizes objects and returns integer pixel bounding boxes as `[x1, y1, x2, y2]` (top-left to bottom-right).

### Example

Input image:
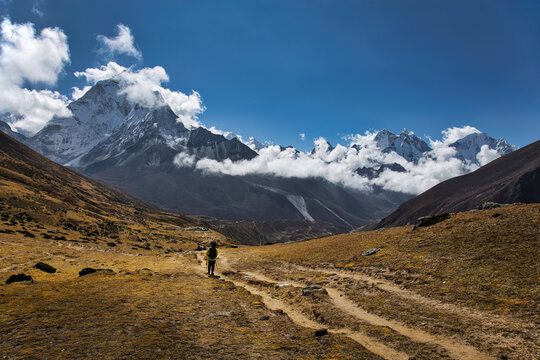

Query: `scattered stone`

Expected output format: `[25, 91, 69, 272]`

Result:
[258, 316, 270, 321]
[6, 273, 33, 284]
[492, 212, 502, 218]
[106, 242, 117, 247]
[276, 282, 292, 287]
[302, 285, 327, 296]
[34, 262, 56, 273]
[362, 248, 380, 256]
[314, 329, 328, 337]
[412, 213, 450, 230]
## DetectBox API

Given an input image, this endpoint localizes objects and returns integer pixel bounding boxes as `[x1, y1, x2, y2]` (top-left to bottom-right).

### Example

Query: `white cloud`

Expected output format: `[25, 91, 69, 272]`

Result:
[74, 61, 205, 128]
[173, 152, 196, 168]
[441, 125, 481, 145]
[477, 144, 501, 166]
[0, 18, 71, 134]
[299, 133, 305, 141]
[179, 126, 505, 195]
[71, 85, 91, 100]
[97, 24, 141, 59]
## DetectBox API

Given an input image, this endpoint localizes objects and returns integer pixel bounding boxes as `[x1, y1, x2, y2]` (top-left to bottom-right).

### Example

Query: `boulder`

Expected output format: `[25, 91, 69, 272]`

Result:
[34, 262, 56, 273]
[314, 329, 328, 337]
[412, 213, 450, 230]
[6, 273, 33, 284]
[302, 285, 327, 296]
[480, 202, 503, 210]
[79, 268, 115, 276]
[362, 248, 380, 256]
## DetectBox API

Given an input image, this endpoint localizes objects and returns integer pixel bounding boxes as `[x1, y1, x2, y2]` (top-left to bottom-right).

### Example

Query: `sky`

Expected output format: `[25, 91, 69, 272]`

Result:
[0, 0, 539, 150]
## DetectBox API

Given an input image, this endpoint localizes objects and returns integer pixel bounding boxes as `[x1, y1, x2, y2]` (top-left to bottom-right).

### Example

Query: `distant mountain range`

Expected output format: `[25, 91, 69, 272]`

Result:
[377, 140, 540, 228]
[0, 79, 521, 242]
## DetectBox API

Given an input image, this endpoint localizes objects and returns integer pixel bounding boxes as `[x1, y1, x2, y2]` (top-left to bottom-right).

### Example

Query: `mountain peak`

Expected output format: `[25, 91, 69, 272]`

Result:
[449, 132, 515, 164]
[374, 129, 430, 163]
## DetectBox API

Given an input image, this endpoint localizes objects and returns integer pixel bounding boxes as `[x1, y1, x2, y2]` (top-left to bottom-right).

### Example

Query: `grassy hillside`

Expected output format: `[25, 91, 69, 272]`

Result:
[0, 131, 230, 252]
[225, 204, 539, 359]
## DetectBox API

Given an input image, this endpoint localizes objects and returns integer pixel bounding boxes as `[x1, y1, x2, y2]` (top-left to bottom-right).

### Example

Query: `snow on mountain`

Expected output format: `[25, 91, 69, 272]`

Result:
[373, 129, 431, 163]
[449, 132, 517, 164]
[32, 79, 133, 165]
[246, 137, 265, 151]
[29, 79, 257, 168]
[249, 183, 315, 222]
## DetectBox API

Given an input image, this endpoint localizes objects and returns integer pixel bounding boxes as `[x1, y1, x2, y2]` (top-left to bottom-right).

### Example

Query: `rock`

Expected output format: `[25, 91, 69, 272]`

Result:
[362, 248, 380, 256]
[412, 213, 450, 230]
[79, 268, 97, 276]
[276, 282, 292, 287]
[106, 242, 117, 247]
[34, 262, 56, 273]
[314, 328, 328, 337]
[6, 273, 33, 284]
[492, 212, 502, 218]
[79, 268, 115, 276]
[195, 244, 206, 251]
[258, 316, 270, 321]
[480, 202, 502, 210]
[302, 285, 327, 296]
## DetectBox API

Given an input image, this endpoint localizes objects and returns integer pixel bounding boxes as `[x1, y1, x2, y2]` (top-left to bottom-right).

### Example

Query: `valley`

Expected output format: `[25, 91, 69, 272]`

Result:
[1, 203, 537, 359]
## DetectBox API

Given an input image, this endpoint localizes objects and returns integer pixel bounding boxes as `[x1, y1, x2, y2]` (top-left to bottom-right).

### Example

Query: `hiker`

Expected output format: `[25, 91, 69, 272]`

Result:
[206, 241, 218, 276]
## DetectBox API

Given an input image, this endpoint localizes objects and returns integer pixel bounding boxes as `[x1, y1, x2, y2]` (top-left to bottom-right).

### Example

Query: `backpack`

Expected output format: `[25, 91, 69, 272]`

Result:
[208, 247, 217, 260]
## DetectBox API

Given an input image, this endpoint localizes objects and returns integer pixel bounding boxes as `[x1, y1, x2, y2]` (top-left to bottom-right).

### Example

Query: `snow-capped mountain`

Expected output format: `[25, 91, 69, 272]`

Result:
[32, 80, 133, 165]
[449, 132, 517, 164]
[31, 79, 256, 168]
[373, 129, 431, 163]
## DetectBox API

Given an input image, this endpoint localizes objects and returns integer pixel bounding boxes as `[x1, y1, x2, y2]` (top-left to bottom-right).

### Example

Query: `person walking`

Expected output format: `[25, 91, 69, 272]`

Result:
[206, 241, 218, 276]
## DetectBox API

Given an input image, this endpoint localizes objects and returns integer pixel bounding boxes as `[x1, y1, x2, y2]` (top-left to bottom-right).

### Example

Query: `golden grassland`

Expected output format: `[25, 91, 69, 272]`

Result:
[233, 204, 539, 319]
[222, 204, 539, 359]
[0, 233, 379, 359]
[0, 151, 381, 359]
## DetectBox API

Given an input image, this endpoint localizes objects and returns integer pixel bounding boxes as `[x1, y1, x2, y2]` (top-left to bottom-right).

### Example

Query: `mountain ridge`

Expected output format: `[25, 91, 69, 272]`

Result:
[376, 140, 540, 228]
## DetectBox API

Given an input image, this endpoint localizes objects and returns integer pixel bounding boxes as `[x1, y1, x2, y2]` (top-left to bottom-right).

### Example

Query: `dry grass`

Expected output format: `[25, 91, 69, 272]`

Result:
[0, 237, 380, 359]
[235, 204, 540, 319]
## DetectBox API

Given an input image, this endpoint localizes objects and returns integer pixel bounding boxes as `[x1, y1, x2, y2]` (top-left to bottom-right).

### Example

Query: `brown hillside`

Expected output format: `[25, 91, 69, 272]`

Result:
[0, 131, 229, 251]
[377, 140, 540, 228]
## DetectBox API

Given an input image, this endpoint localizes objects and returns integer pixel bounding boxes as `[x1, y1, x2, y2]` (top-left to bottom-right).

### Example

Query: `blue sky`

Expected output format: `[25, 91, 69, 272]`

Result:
[2, 0, 539, 149]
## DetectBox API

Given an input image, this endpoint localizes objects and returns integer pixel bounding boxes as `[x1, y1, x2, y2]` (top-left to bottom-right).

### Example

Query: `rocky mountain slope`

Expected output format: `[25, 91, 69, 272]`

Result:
[377, 140, 540, 228]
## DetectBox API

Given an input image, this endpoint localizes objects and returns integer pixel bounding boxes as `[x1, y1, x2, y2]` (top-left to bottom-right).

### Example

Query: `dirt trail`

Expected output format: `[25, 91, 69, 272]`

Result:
[195, 253, 408, 360]
[213, 253, 498, 360]
[291, 263, 531, 329]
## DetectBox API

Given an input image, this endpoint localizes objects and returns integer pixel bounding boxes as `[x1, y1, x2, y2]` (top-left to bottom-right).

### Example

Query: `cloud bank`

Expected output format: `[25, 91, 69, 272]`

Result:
[184, 127, 495, 195]
[97, 24, 141, 59]
[0, 18, 71, 134]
